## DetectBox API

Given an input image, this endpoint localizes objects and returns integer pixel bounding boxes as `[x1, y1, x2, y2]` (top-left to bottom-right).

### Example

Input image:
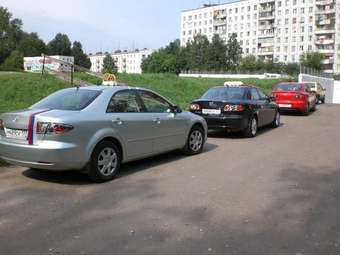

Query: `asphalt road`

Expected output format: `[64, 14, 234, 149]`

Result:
[1, 105, 340, 255]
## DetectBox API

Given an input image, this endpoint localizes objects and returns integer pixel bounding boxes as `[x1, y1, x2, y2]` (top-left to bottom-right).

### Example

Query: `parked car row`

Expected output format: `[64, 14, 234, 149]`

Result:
[0, 81, 325, 183]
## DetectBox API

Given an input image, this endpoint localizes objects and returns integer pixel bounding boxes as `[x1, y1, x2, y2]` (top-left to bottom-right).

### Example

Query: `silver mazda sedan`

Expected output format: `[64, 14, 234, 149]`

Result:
[0, 85, 207, 182]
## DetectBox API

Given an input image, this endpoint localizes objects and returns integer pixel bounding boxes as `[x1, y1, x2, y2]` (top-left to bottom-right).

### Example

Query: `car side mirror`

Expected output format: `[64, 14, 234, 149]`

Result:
[172, 105, 182, 114]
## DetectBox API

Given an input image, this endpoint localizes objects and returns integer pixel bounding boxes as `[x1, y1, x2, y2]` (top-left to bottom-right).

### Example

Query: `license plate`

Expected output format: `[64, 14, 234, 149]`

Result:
[4, 128, 28, 140]
[278, 104, 292, 108]
[202, 109, 221, 115]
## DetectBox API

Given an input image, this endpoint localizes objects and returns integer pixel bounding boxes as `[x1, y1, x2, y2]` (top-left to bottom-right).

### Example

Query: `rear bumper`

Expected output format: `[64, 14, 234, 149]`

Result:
[0, 138, 88, 171]
[201, 114, 248, 131]
[276, 100, 307, 111]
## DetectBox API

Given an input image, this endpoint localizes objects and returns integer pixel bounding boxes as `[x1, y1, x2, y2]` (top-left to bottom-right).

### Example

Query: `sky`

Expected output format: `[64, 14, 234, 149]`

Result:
[0, 0, 231, 53]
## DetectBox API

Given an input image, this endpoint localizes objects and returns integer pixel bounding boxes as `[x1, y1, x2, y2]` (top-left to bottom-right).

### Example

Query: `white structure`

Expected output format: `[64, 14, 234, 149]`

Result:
[89, 49, 155, 74]
[24, 56, 74, 72]
[180, 0, 340, 74]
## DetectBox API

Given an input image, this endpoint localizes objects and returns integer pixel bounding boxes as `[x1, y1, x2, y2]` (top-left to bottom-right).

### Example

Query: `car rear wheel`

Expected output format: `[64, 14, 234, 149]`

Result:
[302, 104, 310, 116]
[271, 110, 280, 128]
[183, 126, 204, 155]
[88, 141, 121, 183]
[243, 116, 257, 138]
[311, 102, 316, 112]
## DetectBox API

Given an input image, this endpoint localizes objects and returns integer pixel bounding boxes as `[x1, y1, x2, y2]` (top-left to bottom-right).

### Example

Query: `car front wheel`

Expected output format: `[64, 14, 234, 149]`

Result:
[88, 141, 121, 183]
[183, 126, 205, 155]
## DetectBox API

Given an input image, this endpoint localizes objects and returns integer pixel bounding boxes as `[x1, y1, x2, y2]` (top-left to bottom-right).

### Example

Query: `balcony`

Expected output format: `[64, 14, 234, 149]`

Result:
[258, 47, 274, 55]
[321, 58, 334, 64]
[214, 19, 226, 26]
[259, 13, 274, 20]
[258, 32, 274, 38]
[315, 28, 335, 34]
[315, 8, 336, 15]
[318, 48, 335, 54]
[316, 0, 335, 5]
[315, 38, 334, 45]
[316, 19, 333, 25]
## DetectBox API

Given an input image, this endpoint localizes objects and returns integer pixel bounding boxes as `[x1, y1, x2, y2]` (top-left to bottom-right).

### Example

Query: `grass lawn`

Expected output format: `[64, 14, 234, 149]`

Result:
[0, 71, 294, 113]
[0, 72, 70, 114]
[75, 72, 293, 109]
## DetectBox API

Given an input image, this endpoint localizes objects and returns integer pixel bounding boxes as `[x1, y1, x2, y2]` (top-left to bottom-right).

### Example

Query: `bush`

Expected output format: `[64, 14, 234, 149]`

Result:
[1, 50, 24, 70]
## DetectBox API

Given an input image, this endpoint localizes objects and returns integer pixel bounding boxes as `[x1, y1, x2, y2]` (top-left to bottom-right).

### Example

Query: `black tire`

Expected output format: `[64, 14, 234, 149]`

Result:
[243, 116, 257, 138]
[87, 141, 121, 183]
[271, 110, 280, 128]
[302, 104, 310, 116]
[311, 102, 316, 112]
[321, 97, 325, 104]
[316, 95, 320, 104]
[183, 126, 205, 155]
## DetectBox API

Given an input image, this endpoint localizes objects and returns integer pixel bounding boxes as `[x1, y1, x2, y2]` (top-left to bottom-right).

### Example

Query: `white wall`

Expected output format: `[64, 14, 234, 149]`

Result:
[333, 80, 340, 104]
[299, 73, 336, 104]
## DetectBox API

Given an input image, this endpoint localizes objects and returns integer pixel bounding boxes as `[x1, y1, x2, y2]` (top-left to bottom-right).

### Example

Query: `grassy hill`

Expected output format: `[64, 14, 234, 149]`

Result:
[0, 72, 292, 113]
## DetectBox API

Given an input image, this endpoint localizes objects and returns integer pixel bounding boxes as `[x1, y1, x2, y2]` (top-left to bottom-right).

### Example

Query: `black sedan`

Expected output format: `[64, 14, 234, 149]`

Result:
[189, 84, 280, 137]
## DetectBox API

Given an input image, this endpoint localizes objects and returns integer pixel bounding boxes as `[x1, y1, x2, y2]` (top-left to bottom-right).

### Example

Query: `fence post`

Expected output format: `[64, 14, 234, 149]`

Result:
[41, 54, 45, 75]
[71, 65, 74, 86]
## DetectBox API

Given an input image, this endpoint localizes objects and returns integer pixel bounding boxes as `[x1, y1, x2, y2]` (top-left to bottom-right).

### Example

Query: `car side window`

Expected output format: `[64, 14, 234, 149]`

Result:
[107, 90, 141, 113]
[139, 91, 172, 113]
[250, 88, 260, 100]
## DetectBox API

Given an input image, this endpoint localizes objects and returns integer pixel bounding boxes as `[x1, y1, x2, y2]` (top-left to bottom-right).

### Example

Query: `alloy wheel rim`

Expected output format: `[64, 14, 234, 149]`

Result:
[98, 147, 117, 176]
[251, 118, 257, 136]
[189, 130, 203, 152]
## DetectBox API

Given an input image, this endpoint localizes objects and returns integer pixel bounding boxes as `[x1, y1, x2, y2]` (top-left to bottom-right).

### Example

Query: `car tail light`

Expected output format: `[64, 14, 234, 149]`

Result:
[36, 122, 73, 135]
[224, 104, 245, 112]
[0, 119, 4, 130]
[294, 93, 304, 99]
[190, 104, 201, 111]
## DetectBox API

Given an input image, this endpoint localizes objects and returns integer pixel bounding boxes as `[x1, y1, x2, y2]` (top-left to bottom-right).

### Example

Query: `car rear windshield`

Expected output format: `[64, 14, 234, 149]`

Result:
[201, 87, 246, 101]
[274, 84, 303, 91]
[31, 89, 102, 111]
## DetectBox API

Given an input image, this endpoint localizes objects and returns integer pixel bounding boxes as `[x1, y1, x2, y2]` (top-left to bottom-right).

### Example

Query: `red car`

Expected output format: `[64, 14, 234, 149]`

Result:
[271, 82, 317, 115]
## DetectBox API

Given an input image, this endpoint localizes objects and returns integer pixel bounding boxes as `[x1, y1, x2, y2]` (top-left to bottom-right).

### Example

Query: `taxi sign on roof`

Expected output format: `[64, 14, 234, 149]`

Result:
[224, 81, 244, 87]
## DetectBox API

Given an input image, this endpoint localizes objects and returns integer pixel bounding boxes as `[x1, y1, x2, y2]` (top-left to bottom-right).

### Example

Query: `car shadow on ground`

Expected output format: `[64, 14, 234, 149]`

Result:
[208, 123, 285, 139]
[21, 142, 218, 185]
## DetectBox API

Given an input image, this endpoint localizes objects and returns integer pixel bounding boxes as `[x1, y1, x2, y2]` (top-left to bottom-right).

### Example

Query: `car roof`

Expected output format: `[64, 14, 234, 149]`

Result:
[212, 85, 259, 90]
[69, 84, 153, 93]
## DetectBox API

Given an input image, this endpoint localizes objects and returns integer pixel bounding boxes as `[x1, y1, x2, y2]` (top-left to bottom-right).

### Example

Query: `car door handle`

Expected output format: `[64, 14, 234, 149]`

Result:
[153, 118, 161, 124]
[112, 118, 123, 125]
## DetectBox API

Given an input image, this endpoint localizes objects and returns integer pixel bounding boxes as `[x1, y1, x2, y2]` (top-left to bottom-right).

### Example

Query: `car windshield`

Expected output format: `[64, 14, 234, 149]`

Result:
[201, 87, 246, 101]
[274, 84, 303, 91]
[31, 89, 102, 111]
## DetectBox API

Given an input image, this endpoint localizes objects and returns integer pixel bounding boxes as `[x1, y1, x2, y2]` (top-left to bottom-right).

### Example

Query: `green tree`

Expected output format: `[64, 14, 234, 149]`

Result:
[142, 40, 187, 74]
[225, 33, 242, 71]
[0, 50, 23, 70]
[71, 41, 91, 69]
[47, 33, 72, 56]
[186, 35, 210, 71]
[206, 34, 227, 71]
[18, 32, 46, 57]
[300, 52, 323, 70]
[0, 7, 23, 64]
[102, 53, 117, 74]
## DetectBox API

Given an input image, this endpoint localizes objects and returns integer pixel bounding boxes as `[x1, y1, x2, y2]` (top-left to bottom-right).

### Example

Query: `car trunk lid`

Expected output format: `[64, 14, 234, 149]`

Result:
[0, 108, 50, 144]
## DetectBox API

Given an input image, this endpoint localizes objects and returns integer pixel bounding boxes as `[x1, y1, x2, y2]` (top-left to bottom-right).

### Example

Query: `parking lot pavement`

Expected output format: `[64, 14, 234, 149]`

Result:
[0, 105, 340, 255]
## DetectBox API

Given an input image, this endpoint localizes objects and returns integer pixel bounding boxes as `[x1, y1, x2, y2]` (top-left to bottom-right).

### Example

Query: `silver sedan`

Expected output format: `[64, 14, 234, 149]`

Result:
[0, 85, 207, 182]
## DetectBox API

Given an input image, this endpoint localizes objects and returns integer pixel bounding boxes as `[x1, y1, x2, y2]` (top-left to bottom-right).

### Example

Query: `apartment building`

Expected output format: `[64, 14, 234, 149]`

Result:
[180, 0, 340, 74]
[89, 49, 154, 74]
